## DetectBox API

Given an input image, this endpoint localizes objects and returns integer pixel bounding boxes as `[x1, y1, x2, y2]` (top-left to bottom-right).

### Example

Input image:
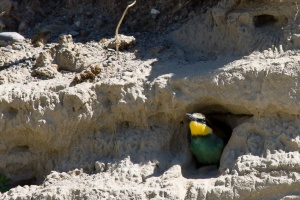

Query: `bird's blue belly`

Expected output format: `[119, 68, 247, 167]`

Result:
[190, 134, 225, 165]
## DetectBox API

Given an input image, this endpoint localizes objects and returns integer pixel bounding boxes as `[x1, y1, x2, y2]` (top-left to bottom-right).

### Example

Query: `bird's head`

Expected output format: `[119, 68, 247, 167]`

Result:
[186, 113, 211, 136]
[186, 113, 206, 124]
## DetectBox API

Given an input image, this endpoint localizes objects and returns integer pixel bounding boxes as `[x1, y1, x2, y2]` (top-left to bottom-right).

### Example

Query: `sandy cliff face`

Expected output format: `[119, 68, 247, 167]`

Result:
[1, 0, 300, 199]
[172, 0, 300, 56]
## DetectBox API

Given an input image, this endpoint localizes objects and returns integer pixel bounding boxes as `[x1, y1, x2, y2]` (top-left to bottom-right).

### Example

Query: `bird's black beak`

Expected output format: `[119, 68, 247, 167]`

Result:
[186, 113, 194, 120]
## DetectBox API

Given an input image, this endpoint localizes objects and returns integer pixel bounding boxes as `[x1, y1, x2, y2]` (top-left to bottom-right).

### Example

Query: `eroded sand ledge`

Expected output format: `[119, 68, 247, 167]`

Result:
[2, 0, 300, 199]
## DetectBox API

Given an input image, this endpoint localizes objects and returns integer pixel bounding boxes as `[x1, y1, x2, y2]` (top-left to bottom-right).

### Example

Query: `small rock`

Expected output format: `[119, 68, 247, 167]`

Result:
[58, 34, 74, 48]
[75, 169, 82, 175]
[12, 44, 22, 50]
[95, 161, 106, 173]
[69, 31, 79, 37]
[151, 8, 160, 15]
[35, 51, 53, 68]
[73, 65, 101, 84]
[5, 45, 12, 50]
[102, 34, 136, 50]
[33, 50, 59, 79]
[31, 31, 51, 47]
[99, 38, 108, 43]
[0, 32, 25, 47]
[56, 49, 81, 72]
[1, 47, 13, 52]
[231, 170, 238, 176]
[33, 65, 58, 79]
[48, 171, 60, 179]
[74, 21, 80, 27]
[59, 172, 69, 179]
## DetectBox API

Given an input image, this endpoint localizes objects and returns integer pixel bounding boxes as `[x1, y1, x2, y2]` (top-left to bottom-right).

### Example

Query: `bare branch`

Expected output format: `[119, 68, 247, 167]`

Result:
[115, 0, 137, 57]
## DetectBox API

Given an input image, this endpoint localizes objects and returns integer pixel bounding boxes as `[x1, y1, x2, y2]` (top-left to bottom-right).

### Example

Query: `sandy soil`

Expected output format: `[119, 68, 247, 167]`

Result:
[1, 0, 300, 199]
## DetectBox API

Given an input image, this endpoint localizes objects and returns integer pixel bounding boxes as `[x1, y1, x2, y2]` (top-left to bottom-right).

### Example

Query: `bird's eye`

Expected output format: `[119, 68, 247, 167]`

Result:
[197, 118, 206, 123]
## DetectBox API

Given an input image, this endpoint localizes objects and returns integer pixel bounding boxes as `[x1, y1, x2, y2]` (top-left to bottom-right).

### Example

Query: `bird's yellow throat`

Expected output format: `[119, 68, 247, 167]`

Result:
[189, 121, 212, 136]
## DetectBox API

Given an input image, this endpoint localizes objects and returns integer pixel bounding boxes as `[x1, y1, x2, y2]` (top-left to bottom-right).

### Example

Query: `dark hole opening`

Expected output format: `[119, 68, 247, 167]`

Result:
[183, 109, 252, 179]
[189, 113, 233, 166]
[8, 145, 29, 153]
[0, 175, 37, 193]
[253, 14, 278, 28]
[1, 144, 37, 193]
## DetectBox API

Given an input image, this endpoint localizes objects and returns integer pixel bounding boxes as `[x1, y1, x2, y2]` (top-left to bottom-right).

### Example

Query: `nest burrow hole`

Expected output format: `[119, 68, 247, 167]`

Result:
[181, 104, 253, 178]
[253, 14, 288, 29]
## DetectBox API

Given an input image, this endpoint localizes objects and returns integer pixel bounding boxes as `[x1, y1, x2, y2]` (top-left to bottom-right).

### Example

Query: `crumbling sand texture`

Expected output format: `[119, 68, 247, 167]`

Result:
[172, 0, 300, 56]
[1, 0, 300, 199]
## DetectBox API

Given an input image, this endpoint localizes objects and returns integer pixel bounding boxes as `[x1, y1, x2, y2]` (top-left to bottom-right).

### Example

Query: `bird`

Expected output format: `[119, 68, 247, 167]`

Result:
[186, 113, 230, 167]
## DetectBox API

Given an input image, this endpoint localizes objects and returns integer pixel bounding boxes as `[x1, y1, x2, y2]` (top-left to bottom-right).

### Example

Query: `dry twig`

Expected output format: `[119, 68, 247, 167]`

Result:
[115, 0, 137, 56]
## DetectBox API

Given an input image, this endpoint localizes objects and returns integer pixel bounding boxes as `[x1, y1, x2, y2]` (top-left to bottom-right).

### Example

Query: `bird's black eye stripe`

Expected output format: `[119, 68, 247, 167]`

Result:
[196, 119, 206, 124]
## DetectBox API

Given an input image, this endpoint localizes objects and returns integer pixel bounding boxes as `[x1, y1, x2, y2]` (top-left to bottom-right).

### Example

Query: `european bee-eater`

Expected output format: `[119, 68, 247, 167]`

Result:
[186, 113, 228, 166]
